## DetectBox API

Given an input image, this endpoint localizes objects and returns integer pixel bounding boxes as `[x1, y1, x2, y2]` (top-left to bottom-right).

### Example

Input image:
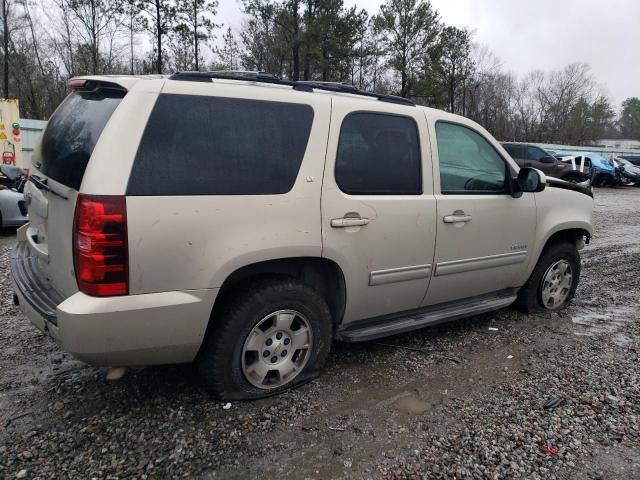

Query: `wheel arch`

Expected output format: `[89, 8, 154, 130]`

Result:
[210, 257, 347, 327]
[518, 224, 591, 288]
[542, 227, 591, 251]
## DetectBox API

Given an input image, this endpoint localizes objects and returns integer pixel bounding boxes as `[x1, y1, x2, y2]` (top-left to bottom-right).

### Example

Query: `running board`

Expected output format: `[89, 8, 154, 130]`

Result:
[335, 290, 517, 343]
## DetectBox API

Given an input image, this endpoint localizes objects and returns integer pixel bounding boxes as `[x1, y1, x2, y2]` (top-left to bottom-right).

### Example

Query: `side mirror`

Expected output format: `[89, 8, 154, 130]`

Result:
[540, 155, 556, 164]
[517, 167, 546, 193]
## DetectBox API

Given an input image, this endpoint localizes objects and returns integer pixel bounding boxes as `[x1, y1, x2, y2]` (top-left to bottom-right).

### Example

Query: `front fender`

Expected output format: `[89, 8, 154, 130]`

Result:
[519, 187, 594, 284]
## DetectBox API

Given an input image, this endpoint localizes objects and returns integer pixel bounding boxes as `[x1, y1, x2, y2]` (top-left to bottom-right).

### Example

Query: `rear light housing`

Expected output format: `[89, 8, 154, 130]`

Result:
[73, 194, 128, 296]
[67, 78, 89, 90]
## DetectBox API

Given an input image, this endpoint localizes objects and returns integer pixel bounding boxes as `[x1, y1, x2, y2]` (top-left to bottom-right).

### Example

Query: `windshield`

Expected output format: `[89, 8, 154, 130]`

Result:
[37, 87, 125, 190]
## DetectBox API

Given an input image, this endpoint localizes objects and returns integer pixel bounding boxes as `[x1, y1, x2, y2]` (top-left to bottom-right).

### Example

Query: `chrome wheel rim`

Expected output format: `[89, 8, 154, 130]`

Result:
[241, 309, 313, 389]
[541, 259, 573, 309]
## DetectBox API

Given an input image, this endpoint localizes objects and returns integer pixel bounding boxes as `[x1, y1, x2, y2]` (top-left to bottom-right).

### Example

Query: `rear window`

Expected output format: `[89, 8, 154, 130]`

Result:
[38, 88, 125, 190]
[127, 94, 314, 196]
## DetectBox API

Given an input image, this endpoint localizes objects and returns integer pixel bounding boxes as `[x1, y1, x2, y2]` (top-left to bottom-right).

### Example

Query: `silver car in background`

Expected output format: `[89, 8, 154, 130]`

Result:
[0, 165, 28, 227]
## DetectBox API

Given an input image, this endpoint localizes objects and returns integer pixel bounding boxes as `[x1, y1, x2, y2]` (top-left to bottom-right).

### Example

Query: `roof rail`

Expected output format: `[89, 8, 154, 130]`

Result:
[168, 71, 415, 107]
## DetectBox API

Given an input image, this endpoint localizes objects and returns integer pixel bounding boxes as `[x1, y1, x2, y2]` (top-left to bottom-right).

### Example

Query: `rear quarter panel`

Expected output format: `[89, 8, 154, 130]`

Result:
[123, 82, 332, 293]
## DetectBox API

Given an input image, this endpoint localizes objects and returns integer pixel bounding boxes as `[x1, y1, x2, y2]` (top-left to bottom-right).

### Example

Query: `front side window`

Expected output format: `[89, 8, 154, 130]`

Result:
[335, 113, 422, 195]
[127, 94, 314, 196]
[436, 122, 508, 194]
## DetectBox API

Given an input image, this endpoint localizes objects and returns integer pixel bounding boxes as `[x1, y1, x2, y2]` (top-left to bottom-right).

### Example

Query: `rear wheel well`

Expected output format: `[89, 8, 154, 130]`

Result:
[212, 257, 346, 326]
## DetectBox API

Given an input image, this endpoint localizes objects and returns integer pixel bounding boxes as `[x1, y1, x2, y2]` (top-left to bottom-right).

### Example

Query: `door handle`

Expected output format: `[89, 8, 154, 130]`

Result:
[443, 211, 472, 223]
[331, 216, 370, 228]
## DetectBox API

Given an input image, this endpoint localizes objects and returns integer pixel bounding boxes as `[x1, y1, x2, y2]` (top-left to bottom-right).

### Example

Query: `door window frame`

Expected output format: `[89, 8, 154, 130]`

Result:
[334, 110, 424, 196]
[434, 120, 517, 196]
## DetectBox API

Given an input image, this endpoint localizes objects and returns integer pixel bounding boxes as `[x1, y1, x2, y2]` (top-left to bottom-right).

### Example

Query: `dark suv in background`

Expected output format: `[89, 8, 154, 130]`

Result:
[501, 143, 589, 183]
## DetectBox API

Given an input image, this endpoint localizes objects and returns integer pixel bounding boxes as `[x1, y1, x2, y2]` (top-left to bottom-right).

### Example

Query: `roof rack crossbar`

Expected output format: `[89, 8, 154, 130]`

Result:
[168, 71, 415, 107]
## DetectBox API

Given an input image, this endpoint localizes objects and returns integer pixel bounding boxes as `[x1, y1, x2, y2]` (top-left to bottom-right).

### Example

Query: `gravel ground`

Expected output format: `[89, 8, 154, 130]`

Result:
[1, 187, 640, 479]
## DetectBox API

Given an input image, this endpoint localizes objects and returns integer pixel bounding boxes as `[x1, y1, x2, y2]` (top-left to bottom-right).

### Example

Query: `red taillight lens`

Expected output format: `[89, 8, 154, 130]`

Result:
[73, 195, 128, 296]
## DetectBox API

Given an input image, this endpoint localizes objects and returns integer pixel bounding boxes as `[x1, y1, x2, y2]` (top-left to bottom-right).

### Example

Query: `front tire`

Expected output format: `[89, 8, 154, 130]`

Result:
[516, 241, 580, 313]
[197, 279, 332, 400]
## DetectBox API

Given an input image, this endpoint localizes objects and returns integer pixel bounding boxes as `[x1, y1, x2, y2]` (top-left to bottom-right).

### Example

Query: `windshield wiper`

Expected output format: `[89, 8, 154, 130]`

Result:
[29, 175, 69, 200]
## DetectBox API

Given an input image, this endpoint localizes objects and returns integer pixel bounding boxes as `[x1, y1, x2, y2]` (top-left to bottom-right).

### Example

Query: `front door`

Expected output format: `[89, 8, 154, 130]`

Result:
[422, 120, 537, 306]
[321, 102, 437, 324]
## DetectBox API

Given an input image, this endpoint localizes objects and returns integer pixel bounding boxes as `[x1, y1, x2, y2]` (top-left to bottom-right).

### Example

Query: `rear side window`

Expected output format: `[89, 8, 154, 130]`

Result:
[38, 88, 125, 190]
[127, 94, 314, 196]
[335, 113, 422, 195]
[503, 144, 522, 158]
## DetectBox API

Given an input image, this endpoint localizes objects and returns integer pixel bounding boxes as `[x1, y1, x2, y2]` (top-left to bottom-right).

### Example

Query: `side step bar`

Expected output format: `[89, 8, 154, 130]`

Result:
[335, 290, 518, 343]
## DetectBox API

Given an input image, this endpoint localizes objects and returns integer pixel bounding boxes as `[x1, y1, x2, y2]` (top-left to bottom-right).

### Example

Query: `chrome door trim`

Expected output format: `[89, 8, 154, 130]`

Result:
[369, 264, 432, 286]
[435, 251, 527, 277]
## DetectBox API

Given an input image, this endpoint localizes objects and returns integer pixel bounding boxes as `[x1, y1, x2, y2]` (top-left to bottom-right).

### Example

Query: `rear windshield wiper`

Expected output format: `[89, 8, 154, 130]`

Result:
[30, 175, 69, 200]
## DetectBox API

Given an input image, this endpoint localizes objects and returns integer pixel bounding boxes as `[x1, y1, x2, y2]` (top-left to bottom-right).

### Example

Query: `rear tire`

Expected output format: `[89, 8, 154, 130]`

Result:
[197, 278, 332, 400]
[515, 241, 580, 313]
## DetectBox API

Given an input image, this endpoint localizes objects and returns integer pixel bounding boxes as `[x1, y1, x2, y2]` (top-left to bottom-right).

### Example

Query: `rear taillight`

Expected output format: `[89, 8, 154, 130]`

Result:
[73, 194, 128, 296]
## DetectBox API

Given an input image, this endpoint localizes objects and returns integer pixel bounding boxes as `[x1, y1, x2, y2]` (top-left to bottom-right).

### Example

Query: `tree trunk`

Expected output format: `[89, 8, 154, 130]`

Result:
[156, 0, 162, 73]
[193, 0, 198, 71]
[2, 0, 8, 97]
[91, 0, 98, 73]
[449, 64, 455, 112]
[291, 0, 300, 80]
[302, 0, 312, 80]
[130, 10, 134, 74]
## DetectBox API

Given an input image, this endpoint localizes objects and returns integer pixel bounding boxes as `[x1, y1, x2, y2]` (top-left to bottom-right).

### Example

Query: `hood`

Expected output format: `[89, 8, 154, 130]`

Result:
[546, 176, 593, 198]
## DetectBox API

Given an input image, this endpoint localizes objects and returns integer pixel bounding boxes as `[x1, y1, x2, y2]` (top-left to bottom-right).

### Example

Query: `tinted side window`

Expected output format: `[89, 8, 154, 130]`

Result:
[39, 88, 125, 190]
[127, 94, 314, 195]
[526, 146, 546, 161]
[335, 113, 422, 195]
[503, 144, 522, 158]
[436, 122, 507, 194]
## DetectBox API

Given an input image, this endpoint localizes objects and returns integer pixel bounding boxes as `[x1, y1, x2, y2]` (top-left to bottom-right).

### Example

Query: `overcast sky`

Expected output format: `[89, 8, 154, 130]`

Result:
[216, 0, 639, 109]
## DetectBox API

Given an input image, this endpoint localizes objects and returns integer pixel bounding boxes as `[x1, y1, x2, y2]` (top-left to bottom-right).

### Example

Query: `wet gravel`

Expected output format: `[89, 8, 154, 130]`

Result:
[2, 187, 640, 479]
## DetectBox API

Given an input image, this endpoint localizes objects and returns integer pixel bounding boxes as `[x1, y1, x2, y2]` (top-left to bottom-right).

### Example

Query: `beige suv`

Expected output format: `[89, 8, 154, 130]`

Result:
[12, 72, 594, 400]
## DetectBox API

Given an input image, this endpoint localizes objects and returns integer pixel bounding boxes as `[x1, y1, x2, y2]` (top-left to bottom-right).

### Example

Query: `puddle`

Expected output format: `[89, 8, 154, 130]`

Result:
[393, 395, 431, 414]
[571, 306, 636, 345]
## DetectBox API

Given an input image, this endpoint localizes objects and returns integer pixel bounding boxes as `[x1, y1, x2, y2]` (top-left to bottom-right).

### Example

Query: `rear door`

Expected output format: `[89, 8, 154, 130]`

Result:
[25, 82, 127, 297]
[321, 101, 437, 324]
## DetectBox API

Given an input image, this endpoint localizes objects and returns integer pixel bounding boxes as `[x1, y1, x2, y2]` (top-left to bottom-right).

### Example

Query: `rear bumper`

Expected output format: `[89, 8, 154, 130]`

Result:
[11, 240, 218, 366]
